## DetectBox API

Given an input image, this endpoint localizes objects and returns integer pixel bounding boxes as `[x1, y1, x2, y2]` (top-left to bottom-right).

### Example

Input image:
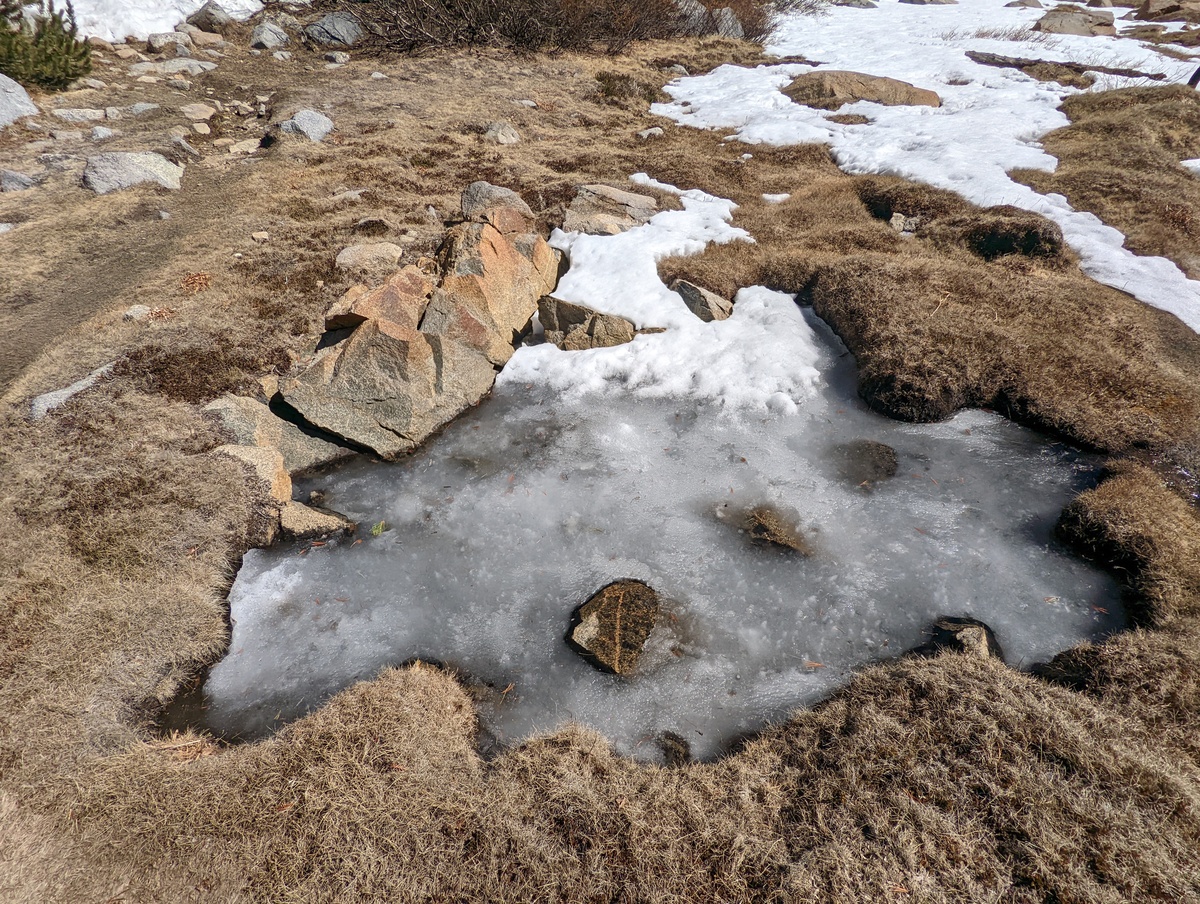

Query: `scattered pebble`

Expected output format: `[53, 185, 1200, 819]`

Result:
[251, 231, 269, 242]
[638, 127, 665, 140]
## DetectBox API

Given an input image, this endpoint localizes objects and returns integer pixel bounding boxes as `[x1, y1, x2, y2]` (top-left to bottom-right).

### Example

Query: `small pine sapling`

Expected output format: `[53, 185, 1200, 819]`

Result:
[0, 0, 92, 91]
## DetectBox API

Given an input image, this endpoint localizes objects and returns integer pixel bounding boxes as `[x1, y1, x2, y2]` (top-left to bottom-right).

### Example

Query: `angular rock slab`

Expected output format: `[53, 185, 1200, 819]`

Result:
[325, 265, 434, 331]
[437, 222, 559, 343]
[539, 296, 636, 351]
[280, 501, 355, 540]
[671, 279, 733, 322]
[563, 184, 658, 236]
[567, 580, 661, 676]
[83, 152, 183, 194]
[204, 394, 353, 475]
[282, 320, 495, 459]
[304, 13, 366, 47]
[783, 70, 942, 110]
[281, 109, 333, 142]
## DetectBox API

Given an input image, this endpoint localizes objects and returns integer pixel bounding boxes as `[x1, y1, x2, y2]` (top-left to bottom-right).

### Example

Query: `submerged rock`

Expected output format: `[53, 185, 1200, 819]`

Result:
[567, 580, 660, 676]
[539, 296, 636, 351]
[832, 439, 898, 489]
[783, 70, 941, 110]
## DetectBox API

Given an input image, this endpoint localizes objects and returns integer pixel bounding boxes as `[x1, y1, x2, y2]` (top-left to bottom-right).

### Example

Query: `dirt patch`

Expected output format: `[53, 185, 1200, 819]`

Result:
[1012, 85, 1200, 279]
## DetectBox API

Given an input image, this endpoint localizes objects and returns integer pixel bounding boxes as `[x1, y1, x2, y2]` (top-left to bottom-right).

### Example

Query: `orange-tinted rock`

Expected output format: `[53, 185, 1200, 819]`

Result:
[325, 265, 435, 331]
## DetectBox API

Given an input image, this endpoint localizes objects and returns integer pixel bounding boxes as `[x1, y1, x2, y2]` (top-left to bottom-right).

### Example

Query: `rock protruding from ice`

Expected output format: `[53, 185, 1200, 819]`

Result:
[83, 152, 183, 193]
[671, 279, 733, 322]
[539, 296, 636, 351]
[280, 501, 355, 540]
[783, 70, 942, 110]
[0, 74, 38, 130]
[567, 580, 661, 676]
[914, 617, 1006, 661]
[563, 184, 659, 236]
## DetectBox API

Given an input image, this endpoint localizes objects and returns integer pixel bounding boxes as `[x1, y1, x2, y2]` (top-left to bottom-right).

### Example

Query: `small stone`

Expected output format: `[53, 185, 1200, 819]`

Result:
[190, 31, 227, 48]
[129, 102, 159, 116]
[484, 121, 520, 145]
[638, 126, 665, 140]
[228, 138, 260, 155]
[180, 102, 216, 121]
[230, 101, 253, 116]
[272, 51, 292, 61]
[335, 242, 406, 272]
[915, 617, 1005, 661]
[212, 137, 234, 148]
[80, 78, 108, 89]
[146, 32, 193, 55]
[105, 107, 122, 120]
[539, 297, 636, 351]
[325, 51, 350, 64]
[251, 231, 269, 242]
[370, 71, 388, 80]
[123, 304, 152, 321]
[280, 109, 333, 142]
[90, 126, 116, 140]
[250, 22, 289, 50]
[516, 99, 538, 108]
[50, 129, 84, 141]
[166, 78, 191, 90]
[172, 135, 200, 157]
[192, 122, 211, 135]
[113, 46, 140, 60]
[566, 580, 660, 676]
[52, 108, 105, 123]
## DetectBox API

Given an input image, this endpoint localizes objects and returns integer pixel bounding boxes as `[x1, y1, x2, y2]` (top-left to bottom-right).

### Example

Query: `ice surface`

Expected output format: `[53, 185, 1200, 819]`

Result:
[651, 0, 1200, 330]
[167, 174, 1123, 761]
[176, 314, 1120, 761]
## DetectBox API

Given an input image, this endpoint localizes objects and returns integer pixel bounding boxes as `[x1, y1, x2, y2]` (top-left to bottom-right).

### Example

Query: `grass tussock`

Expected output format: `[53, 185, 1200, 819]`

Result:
[1013, 85, 1200, 279]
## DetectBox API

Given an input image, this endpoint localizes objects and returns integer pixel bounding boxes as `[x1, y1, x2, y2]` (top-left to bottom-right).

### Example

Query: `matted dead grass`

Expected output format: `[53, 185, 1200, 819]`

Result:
[1013, 85, 1200, 279]
[3, 34, 1200, 904]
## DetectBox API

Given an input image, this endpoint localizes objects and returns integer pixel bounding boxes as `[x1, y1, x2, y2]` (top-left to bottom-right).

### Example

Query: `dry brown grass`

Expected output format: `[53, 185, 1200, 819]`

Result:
[4, 35, 1200, 904]
[1013, 85, 1200, 279]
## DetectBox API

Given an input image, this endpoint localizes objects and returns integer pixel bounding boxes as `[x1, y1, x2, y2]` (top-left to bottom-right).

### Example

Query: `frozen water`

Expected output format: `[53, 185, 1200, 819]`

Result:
[167, 176, 1122, 761]
[171, 313, 1120, 760]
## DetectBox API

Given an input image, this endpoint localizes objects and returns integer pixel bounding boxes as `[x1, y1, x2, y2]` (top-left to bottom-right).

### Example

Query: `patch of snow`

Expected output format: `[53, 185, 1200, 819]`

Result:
[652, 0, 1200, 330]
[58, 0, 263, 42]
[1183, 158, 1200, 176]
[762, 192, 791, 204]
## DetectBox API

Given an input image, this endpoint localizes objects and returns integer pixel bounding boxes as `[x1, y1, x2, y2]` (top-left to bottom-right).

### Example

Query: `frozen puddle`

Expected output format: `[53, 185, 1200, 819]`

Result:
[170, 312, 1121, 760]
